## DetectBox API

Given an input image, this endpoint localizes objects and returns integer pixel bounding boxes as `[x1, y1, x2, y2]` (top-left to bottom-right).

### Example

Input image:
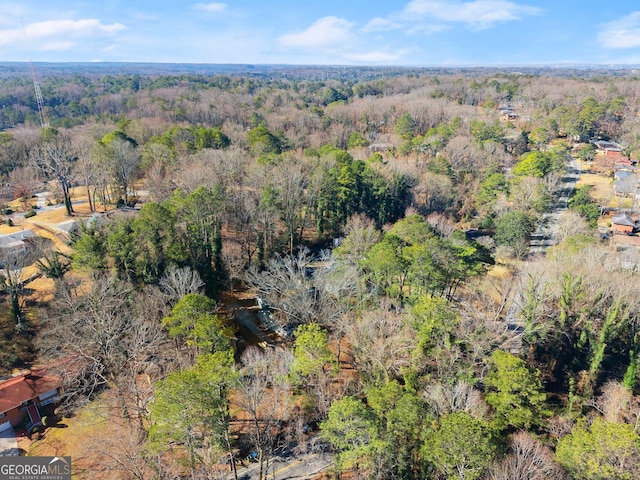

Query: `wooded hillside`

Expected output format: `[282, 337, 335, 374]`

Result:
[2, 66, 640, 479]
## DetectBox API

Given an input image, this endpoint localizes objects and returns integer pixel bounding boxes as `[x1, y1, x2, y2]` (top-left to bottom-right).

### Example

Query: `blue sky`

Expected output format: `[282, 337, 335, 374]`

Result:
[2, 1, 640, 65]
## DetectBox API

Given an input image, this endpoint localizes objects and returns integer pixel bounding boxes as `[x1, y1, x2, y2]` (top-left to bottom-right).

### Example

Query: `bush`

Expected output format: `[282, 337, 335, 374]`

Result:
[6, 218, 13, 227]
[569, 185, 599, 227]
[3, 208, 12, 215]
[494, 210, 533, 248]
[24, 209, 36, 218]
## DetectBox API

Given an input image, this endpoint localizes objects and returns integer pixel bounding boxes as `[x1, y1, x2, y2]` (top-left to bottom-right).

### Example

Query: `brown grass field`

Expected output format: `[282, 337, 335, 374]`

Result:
[576, 173, 612, 200]
[25, 393, 140, 480]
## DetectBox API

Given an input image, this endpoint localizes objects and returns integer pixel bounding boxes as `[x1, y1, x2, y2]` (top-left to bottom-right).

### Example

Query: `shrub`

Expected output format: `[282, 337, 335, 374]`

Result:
[24, 209, 37, 218]
[3, 208, 12, 215]
[6, 218, 13, 227]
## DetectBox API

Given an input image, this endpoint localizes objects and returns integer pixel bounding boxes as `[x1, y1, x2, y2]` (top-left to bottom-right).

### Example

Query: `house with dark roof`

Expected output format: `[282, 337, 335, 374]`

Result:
[369, 143, 394, 153]
[611, 213, 636, 235]
[593, 140, 623, 152]
[614, 163, 636, 173]
[0, 370, 62, 433]
[611, 235, 640, 271]
[614, 170, 638, 197]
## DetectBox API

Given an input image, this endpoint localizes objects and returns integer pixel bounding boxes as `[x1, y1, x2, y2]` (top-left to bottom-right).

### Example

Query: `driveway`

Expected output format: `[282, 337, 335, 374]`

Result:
[232, 451, 334, 480]
[0, 427, 19, 456]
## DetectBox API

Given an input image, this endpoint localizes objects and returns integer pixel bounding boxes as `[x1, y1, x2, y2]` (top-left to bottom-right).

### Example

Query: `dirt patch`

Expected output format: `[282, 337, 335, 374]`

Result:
[576, 173, 612, 201]
[0, 224, 26, 235]
[22, 222, 73, 255]
[27, 208, 74, 224]
[27, 204, 107, 225]
[7, 198, 36, 212]
[591, 153, 614, 174]
[487, 264, 511, 279]
[25, 393, 147, 480]
[25, 276, 56, 303]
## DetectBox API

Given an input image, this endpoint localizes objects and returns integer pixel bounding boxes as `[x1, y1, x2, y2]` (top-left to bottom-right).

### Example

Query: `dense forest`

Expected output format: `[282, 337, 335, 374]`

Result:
[2, 64, 640, 479]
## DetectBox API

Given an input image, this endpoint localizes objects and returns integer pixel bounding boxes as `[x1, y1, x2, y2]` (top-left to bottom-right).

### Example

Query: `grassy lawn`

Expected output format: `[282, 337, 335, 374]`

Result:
[26, 400, 108, 458]
[25, 393, 138, 480]
[576, 173, 612, 201]
[0, 223, 26, 235]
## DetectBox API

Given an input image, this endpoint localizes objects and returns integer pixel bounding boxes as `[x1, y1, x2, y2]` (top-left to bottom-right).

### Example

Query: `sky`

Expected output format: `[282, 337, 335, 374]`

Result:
[2, 1, 640, 65]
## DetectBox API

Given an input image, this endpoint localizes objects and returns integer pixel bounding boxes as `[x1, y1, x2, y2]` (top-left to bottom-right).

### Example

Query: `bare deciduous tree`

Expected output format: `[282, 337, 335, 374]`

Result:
[345, 304, 414, 384]
[159, 266, 205, 305]
[9, 165, 42, 204]
[233, 347, 293, 480]
[487, 431, 567, 480]
[40, 276, 174, 426]
[246, 248, 350, 332]
[588, 381, 640, 429]
[0, 238, 40, 330]
[104, 138, 141, 206]
[423, 381, 489, 419]
[30, 132, 78, 216]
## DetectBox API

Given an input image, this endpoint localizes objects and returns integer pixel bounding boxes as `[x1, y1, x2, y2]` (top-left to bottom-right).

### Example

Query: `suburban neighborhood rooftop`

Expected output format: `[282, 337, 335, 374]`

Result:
[0, 370, 62, 414]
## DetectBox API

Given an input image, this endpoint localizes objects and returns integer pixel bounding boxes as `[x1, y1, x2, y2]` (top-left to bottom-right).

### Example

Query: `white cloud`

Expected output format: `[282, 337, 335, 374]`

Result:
[407, 0, 541, 27]
[405, 23, 452, 35]
[278, 16, 354, 49]
[29, 19, 126, 37]
[41, 41, 75, 51]
[363, 17, 403, 33]
[598, 12, 640, 49]
[0, 28, 24, 46]
[365, 0, 542, 32]
[192, 3, 227, 13]
[0, 18, 126, 47]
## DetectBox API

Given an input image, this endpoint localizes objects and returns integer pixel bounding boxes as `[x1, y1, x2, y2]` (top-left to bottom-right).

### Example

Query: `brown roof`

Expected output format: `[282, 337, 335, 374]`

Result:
[612, 235, 640, 247]
[0, 371, 62, 413]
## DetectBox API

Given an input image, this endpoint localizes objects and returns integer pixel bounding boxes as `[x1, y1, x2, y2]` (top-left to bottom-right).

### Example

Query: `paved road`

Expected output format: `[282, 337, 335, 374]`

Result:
[9, 192, 88, 220]
[233, 452, 334, 480]
[528, 156, 581, 255]
[0, 428, 19, 456]
[504, 155, 581, 352]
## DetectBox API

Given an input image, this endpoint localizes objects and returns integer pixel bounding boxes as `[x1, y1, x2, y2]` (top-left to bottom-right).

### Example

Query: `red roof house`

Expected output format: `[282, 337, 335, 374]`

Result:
[0, 370, 62, 433]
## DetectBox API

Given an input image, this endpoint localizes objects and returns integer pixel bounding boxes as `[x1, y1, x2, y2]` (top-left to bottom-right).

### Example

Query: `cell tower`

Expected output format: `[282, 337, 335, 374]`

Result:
[30, 61, 49, 128]
[22, 19, 49, 128]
